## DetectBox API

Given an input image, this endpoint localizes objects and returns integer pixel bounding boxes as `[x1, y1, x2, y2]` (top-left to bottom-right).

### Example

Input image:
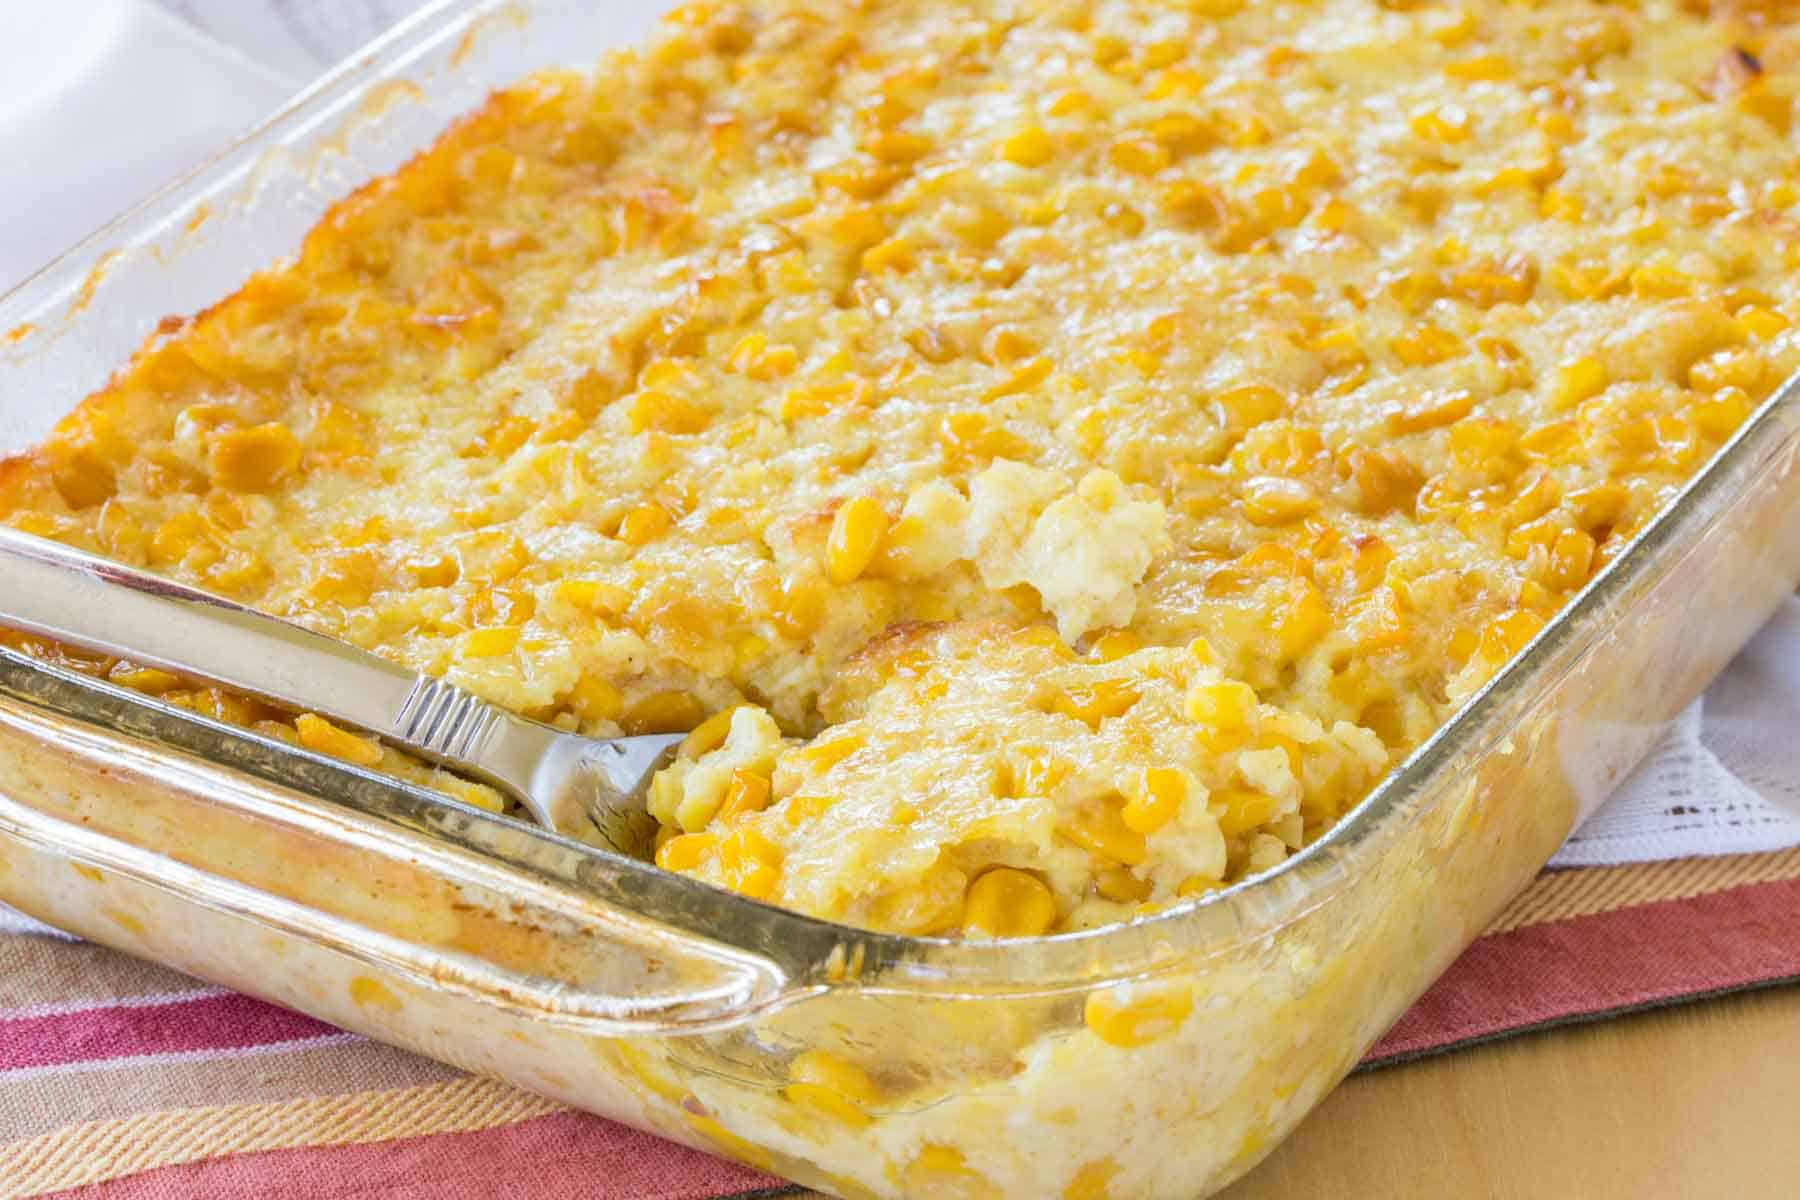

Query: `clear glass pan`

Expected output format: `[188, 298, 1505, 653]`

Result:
[3, 3, 1799, 1196]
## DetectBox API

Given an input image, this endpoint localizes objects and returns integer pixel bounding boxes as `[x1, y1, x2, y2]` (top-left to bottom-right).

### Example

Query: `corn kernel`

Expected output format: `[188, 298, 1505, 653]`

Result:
[1177, 875, 1223, 899]
[1341, 445, 1423, 515]
[1567, 482, 1628, 530]
[1249, 186, 1309, 230]
[1411, 107, 1471, 143]
[207, 423, 302, 492]
[48, 445, 118, 510]
[555, 579, 631, 617]
[568, 675, 624, 724]
[1122, 767, 1188, 834]
[980, 326, 1037, 366]
[782, 794, 838, 827]
[999, 126, 1054, 167]
[1693, 386, 1755, 440]
[1084, 981, 1194, 1048]
[1451, 260, 1536, 307]
[1384, 269, 1441, 315]
[1060, 802, 1148, 866]
[1007, 747, 1071, 798]
[727, 333, 799, 379]
[180, 687, 258, 727]
[181, 689, 267, 733]
[1214, 788, 1280, 837]
[1540, 188, 1583, 221]
[793, 732, 865, 772]
[715, 769, 773, 823]
[903, 1146, 990, 1194]
[858, 115, 931, 154]
[396, 550, 456, 588]
[1146, 113, 1211, 155]
[1480, 609, 1547, 662]
[1089, 630, 1144, 662]
[656, 831, 718, 872]
[1738, 306, 1790, 340]
[1629, 263, 1692, 300]
[1185, 679, 1257, 730]
[733, 634, 769, 670]
[1222, 109, 1270, 147]
[108, 665, 183, 695]
[1148, 67, 1208, 99]
[681, 705, 742, 757]
[461, 626, 522, 657]
[1505, 514, 1560, 559]
[1276, 581, 1333, 660]
[1314, 197, 1358, 233]
[1110, 137, 1171, 176]
[716, 827, 782, 900]
[1161, 179, 1230, 227]
[984, 357, 1054, 400]
[622, 691, 706, 735]
[295, 713, 383, 767]
[618, 503, 673, 546]
[1688, 348, 1762, 395]
[963, 867, 1058, 938]
[1091, 34, 1129, 65]
[1347, 586, 1406, 651]
[790, 1049, 879, 1103]
[780, 1080, 870, 1127]
[628, 389, 710, 435]
[1515, 577, 1555, 614]
[1065, 1160, 1122, 1200]
[1095, 866, 1152, 902]
[1446, 54, 1513, 81]
[1050, 679, 1140, 728]
[1450, 416, 1521, 466]
[1240, 476, 1319, 525]
[348, 976, 401, 1012]
[826, 495, 888, 584]
[1551, 356, 1608, 409]
[1388, 388, 1476, 433]
[785, 1051, 879, 1127]
[861, 235, 915, 273]
[781, 377, 872, 423]
[1547, 528, 1596, 590]
[1390, 324, 1464, 367]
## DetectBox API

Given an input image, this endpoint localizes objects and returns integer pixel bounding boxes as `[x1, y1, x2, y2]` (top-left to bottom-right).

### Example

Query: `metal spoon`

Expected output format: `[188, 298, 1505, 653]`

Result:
[0, 525, 683, 854]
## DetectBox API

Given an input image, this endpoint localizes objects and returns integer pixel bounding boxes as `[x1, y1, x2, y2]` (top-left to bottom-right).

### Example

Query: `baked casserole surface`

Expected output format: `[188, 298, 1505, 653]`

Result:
[4, 0, 1799, 937]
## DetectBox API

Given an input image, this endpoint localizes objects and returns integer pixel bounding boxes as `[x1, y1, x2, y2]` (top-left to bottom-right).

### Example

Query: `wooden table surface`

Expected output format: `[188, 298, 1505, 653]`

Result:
[1221, 986, 1800, 1199]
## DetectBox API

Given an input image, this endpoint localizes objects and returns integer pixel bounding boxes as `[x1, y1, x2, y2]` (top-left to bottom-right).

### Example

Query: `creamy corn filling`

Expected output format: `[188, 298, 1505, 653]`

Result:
[4, 0, 1799, 934]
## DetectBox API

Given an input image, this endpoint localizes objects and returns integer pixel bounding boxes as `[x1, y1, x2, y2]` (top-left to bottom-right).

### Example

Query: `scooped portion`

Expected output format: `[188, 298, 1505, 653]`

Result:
[649, 620, 1389, 936]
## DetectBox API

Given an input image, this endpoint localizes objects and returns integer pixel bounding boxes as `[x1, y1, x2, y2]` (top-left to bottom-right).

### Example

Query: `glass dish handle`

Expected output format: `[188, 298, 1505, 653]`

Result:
[0, 655, 796, 1037]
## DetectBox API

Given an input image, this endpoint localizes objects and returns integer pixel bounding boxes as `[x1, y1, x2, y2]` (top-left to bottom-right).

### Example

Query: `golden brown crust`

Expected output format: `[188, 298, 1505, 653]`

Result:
[7, 0, 1800, 935]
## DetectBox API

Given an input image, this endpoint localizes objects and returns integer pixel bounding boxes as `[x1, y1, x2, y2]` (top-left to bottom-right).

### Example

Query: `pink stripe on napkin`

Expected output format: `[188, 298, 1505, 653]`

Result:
[0, 990, 340, 1073]
[1365, 874, 1800, 1063]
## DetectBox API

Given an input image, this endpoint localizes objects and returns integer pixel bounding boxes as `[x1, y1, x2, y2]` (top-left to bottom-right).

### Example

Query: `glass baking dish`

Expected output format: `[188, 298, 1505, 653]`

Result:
[3, 2, 1800, 1196]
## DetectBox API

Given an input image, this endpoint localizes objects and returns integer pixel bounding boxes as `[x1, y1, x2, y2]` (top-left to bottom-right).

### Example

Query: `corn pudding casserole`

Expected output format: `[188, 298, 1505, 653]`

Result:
[4, 0, 1800, 942]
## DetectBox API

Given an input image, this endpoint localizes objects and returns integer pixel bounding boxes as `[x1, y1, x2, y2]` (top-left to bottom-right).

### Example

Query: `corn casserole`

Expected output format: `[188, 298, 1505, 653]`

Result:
[4, 0, 1800, 946]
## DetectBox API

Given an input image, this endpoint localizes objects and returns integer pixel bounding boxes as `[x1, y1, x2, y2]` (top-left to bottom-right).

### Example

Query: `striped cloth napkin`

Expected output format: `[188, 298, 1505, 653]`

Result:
[6, 849, 1800, 1198]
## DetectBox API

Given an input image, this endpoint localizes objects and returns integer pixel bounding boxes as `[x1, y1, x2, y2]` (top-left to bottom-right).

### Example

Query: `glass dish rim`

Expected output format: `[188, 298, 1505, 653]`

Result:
[1, 0, 1793, 992]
